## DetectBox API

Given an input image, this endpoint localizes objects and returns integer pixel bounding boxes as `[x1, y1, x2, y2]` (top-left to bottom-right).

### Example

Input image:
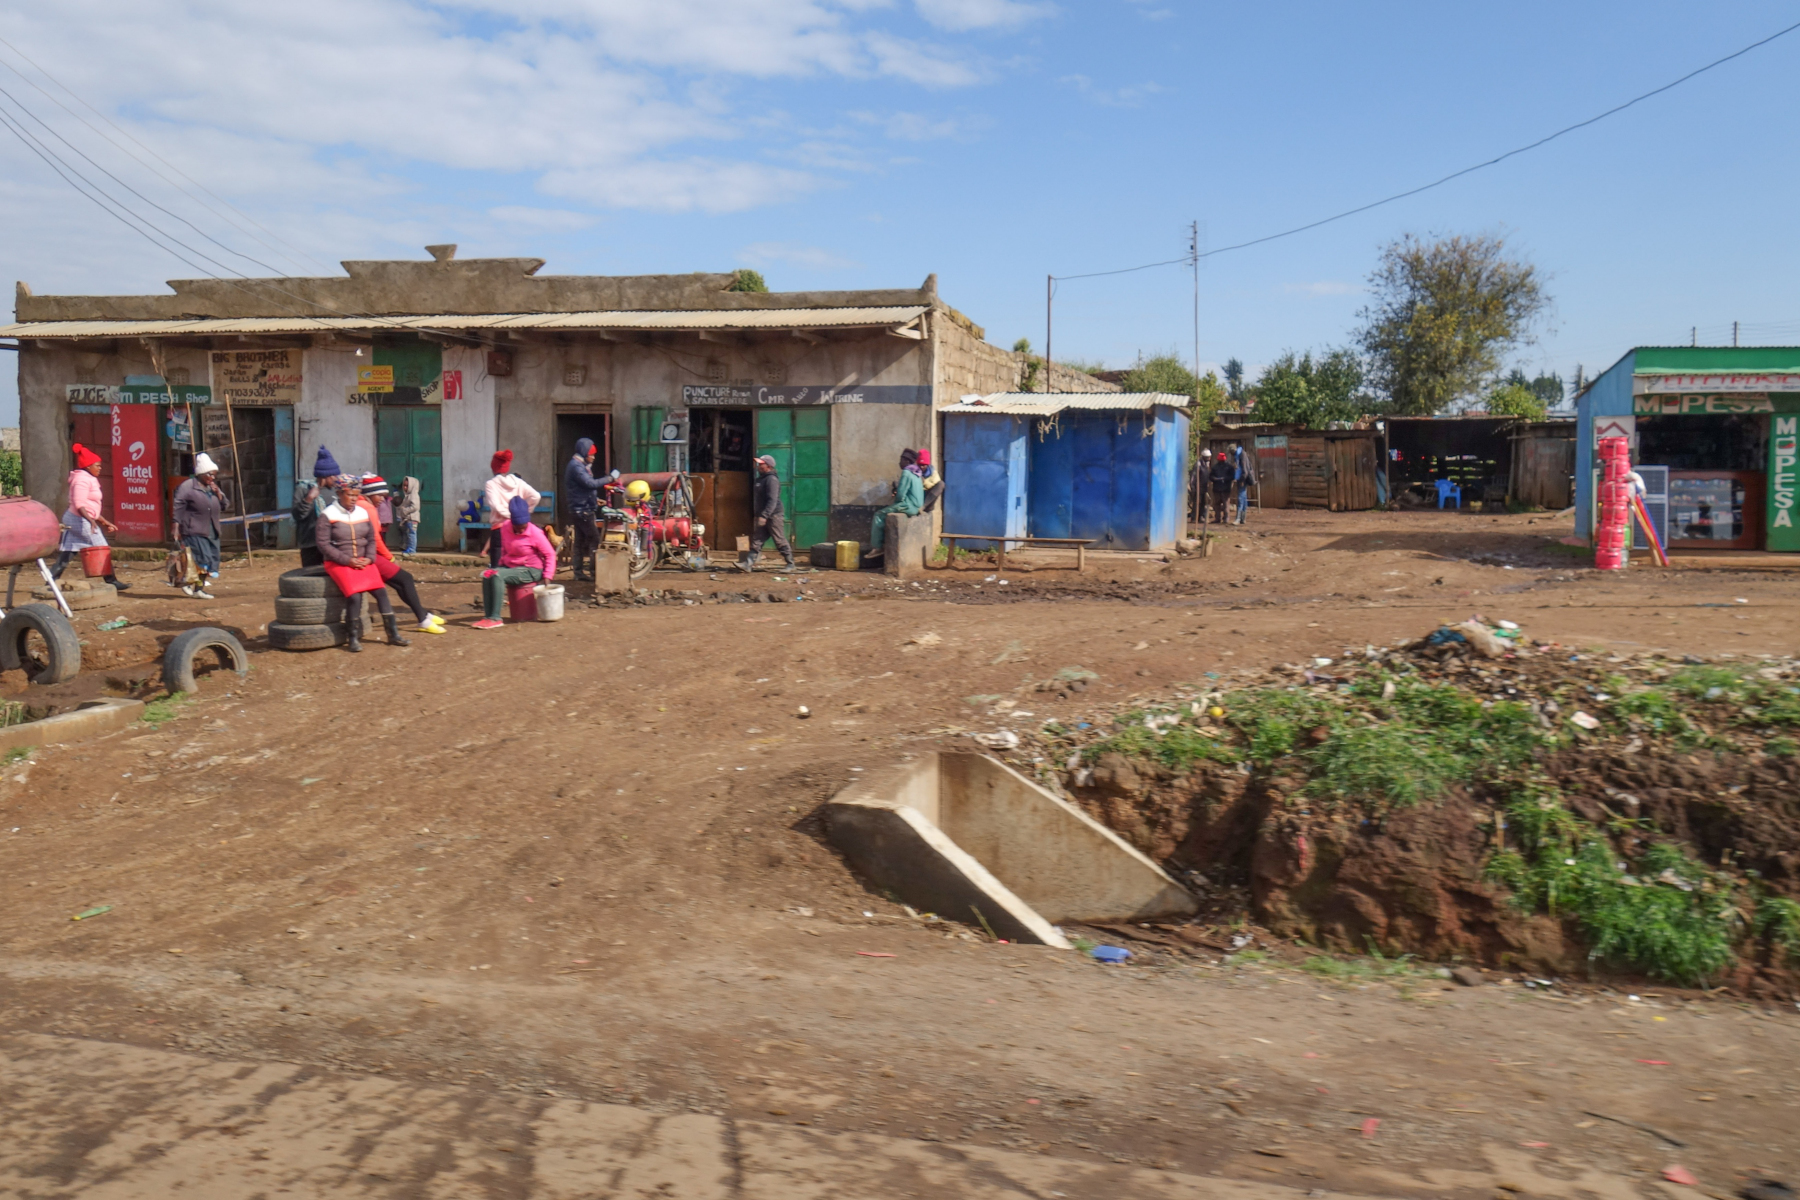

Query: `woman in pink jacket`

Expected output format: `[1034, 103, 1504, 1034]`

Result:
[52, 443, 129, 590]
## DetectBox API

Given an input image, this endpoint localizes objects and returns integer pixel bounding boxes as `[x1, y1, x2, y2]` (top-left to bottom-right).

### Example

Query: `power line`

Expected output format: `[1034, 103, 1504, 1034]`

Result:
[0, 33, 330, 275]
[1051, 16, 1800, 283]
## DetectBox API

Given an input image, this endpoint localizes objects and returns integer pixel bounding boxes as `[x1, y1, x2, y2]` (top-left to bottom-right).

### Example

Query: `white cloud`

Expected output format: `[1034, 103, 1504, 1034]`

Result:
[1058, 74, 1164, 107]
[850, 109, 982, 140]
[913, 0, 1053, 31]
[487, 206, 600, 231]
[1283, 281, 1364, 297]
[738, 241, 861, 270]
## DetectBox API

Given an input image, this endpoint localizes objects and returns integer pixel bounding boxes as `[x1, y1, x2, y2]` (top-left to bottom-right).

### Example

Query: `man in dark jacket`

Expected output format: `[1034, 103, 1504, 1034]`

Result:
[743, 454, 794, 571]
[173, 452, 230, 598]
[563, 437, 605, 581]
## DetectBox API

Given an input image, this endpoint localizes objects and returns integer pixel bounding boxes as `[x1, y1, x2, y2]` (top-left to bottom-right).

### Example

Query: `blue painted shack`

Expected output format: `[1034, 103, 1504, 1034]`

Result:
[940, 393, 1191, 551]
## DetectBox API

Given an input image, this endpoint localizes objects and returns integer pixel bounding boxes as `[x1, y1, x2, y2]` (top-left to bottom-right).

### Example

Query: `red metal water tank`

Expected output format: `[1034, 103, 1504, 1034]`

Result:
[0, 497, 61, 566]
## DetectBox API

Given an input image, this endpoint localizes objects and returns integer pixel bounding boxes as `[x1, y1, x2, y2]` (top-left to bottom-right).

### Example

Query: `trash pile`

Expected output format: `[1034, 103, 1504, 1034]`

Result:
[974, 623, 1800, 996]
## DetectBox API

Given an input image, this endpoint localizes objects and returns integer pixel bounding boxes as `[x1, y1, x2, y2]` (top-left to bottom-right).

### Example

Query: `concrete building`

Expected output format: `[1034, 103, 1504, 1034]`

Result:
[3, 248, 1114, 550]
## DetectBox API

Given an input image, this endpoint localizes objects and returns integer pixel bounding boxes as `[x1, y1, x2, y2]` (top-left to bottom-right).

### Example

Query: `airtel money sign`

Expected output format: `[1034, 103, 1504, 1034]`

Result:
[110, 405, 164, 543]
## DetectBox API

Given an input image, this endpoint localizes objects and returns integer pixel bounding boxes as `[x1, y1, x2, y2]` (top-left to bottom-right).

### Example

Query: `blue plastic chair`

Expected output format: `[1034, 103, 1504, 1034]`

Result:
[1435, 479, 1462, 509]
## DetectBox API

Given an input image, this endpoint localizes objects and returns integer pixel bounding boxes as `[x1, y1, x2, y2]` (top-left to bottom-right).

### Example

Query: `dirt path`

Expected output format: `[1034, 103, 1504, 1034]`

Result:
[2, 509, 1797, 1196]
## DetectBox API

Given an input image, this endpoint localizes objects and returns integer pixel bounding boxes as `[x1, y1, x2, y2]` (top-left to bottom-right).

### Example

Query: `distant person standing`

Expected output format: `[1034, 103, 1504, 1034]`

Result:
[1232, 442, 1256, 525]
[743, 455, 794, 571]
[395, 476, 422, 555]
[1207, 448, 1234, 525]
[563, 437, 605, 582]
[1193, 447, 1213, 527]
[172, 453, 229, 599]
[483, 450, 540, 568]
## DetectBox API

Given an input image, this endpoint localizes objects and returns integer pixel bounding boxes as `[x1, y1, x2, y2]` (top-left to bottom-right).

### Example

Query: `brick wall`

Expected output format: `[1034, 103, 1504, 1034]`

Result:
[930, 309, 1119, 399]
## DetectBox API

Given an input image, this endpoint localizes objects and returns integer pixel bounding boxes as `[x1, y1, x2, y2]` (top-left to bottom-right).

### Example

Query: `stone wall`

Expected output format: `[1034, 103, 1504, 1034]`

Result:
[930, 311, 1119, 400]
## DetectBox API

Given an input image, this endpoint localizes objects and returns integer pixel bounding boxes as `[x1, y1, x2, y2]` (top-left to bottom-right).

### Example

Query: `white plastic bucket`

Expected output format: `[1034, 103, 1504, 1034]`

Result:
[533, 583, 565, 622]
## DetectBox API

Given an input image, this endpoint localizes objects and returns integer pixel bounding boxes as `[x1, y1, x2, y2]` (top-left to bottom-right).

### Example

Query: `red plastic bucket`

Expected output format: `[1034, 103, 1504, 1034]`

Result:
[506, 582, 539, 622]
[79, 545, 112, 578]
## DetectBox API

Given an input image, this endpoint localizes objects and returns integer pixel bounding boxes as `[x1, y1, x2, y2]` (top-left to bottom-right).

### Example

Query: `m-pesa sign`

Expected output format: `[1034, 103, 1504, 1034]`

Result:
[1770, 415, 1800, 552]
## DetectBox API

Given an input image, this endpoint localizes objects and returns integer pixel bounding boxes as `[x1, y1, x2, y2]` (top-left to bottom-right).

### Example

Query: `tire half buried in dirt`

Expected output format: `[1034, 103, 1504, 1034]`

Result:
[30, 582, 117, 611]
[274, 595, 348, 625]
[0, 602, 81, 684]
[267, 621, 348, 651]
[162, 627, 249, 693]
[277, 567, 335, 600]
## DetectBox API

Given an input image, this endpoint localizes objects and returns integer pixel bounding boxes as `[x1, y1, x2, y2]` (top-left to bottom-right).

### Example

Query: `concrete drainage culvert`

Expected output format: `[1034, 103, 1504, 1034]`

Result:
[826, 752, 1197, 948]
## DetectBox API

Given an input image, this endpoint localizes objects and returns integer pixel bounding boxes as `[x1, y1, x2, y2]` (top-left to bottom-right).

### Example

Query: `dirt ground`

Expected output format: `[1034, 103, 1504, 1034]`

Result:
[3, 507, 1797, 1198]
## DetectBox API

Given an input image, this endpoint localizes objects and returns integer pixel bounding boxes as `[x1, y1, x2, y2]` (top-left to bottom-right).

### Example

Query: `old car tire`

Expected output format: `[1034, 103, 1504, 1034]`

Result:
[162, 627, 249, 693]
[30, 582, 118, 611]
[277, 567, 335, 599]
[273, 595, 348, 625]
[267, 621, 348, 651]
[0, 602, 82, 684]
[809, 542, 836, 568]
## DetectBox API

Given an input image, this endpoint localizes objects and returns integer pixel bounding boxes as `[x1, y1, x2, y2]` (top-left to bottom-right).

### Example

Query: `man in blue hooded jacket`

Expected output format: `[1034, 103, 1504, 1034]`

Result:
[563, 437, 605, 581]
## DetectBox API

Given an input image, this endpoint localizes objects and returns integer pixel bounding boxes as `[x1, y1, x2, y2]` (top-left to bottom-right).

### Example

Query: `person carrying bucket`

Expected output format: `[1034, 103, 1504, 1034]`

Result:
[472, 496, 556, 630]
[51, 443, 129, 591]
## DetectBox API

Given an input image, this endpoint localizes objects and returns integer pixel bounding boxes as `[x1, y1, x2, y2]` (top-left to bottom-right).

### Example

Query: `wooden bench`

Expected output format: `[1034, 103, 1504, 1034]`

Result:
[938, 534, 1093, 573]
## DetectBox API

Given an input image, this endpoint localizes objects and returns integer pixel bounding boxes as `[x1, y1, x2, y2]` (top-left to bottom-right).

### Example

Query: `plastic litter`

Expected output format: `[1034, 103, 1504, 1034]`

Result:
[96, 617, 129, 631]
[1361, 1118, 1381, 1139]
[71, 905, 111, 921]
[1570, 712, 1601, 730]
[1090, 945, 1131, 963]
[1662, 1167, 1699, 1186]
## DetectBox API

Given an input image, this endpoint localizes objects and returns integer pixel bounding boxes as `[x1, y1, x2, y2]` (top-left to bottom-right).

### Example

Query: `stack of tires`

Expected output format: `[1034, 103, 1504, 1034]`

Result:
[268, 565, 349, 651]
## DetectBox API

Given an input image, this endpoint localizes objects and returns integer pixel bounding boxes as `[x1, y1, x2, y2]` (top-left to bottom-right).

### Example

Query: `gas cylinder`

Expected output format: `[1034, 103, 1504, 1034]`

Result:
[0, 497, 61, 565]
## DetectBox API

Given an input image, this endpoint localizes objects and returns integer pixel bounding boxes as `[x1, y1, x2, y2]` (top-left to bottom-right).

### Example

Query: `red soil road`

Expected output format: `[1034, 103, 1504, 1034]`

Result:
[1, 508, 1797, 1196]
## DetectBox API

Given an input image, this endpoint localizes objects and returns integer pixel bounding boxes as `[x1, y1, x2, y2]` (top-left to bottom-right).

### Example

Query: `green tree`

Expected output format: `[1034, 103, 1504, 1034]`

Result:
[728, 269, 768, 293]
[1356, 233, 1549, 415]
[0, 450, 19, 496]
[1484, 382, 1547, 420]
[1121, 353, 1198, 399]
[1248, 348, 1372, 427]
[1223, 357, 1245, 403]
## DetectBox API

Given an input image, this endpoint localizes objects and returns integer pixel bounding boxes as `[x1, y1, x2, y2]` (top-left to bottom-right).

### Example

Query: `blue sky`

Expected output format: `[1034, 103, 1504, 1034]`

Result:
[5, 0, 1800, 425]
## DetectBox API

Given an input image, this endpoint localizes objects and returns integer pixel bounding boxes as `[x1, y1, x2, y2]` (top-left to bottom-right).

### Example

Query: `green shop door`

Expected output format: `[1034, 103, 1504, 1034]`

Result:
[755, 407, 830, 547]
[376, 405, 443, 548]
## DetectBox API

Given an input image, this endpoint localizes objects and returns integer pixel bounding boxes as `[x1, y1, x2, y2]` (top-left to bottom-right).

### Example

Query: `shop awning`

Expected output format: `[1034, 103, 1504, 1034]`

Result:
[0, 305, 929, 340]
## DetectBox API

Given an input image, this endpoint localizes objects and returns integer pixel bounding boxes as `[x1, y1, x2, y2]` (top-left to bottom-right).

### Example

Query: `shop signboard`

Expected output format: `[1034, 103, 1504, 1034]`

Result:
[358, 366, 395, 393]
[1632, 393, 1800, 415]
[66, 384, 119, 405]
[1770, 415, 1800, 552]
[117, 382, 212, 405]
[681, 384, 929, 406]
[1635, 373, 1800, 394]
[210, 349, 301, 405]
[109, 404, 163, 542]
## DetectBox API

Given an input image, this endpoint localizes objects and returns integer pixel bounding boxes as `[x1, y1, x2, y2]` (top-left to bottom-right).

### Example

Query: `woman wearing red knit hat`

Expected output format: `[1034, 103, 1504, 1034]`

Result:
[481, 449, 540, 568]
[52, 444, 129, 590]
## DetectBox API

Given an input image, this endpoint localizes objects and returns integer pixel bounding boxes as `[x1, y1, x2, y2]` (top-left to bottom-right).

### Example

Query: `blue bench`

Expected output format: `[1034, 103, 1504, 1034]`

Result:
[459, 491, 555, 553]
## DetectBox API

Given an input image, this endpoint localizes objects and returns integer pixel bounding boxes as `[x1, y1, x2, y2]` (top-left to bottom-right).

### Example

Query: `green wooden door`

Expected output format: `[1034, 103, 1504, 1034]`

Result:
[630, 407, 668, 473]
[755, 407, 830, 547]
[376, 406, 443, 548]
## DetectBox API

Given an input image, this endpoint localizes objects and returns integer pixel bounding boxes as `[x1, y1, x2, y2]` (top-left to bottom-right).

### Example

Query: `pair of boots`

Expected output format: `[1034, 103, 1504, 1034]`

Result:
[346, 613, 409, 653]
[49, 551, 130, 591]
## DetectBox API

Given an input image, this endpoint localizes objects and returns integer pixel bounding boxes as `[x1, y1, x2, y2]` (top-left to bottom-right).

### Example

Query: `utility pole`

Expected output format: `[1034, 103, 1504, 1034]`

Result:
[1691, 326, 1697, 347]
[1189, 220, 1201, 383]
[1733, 320, 1740, 347]
[1045, 274, 1053, 394]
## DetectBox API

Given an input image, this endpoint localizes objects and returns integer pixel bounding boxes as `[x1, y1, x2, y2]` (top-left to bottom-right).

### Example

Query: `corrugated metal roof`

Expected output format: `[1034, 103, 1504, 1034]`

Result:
[942, 392, 1189, 415]
[0, 305, 927, 339]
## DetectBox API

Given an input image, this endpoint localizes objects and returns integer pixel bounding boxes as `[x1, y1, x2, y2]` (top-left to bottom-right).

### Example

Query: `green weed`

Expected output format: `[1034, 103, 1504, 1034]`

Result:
[1753, 894, 1800, 955]
[1488, 784, 1737, 985]
[1767, 735, 1798, 757]
[1305, 723, 1464, 808]
[1084, 708, 1237, 772]
[2, 746, 32, 765]
[1300, 951, 1420, 982]
[140, 694, 191, 726]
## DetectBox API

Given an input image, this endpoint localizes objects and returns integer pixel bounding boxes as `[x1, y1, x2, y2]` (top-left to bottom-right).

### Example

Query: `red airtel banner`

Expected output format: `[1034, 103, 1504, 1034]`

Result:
[110, 403, 163, 543]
